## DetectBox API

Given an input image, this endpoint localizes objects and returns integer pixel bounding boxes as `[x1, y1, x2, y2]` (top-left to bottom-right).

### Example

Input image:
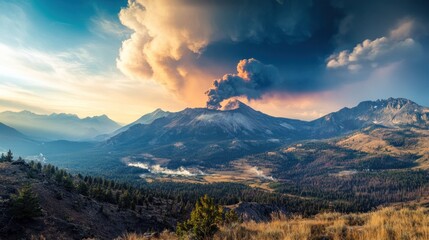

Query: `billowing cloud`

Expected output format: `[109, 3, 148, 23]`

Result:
[206, 59, 281, 109]
[117, 0, 314, 96]
[327, 20, 419, 71]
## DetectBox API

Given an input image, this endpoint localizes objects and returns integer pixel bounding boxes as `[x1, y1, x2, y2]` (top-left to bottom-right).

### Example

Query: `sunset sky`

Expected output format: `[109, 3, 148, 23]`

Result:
[1, 0, 428, 123]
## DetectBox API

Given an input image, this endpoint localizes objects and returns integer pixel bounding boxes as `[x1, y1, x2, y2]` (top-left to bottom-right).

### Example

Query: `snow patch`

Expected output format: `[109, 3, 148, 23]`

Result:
[194, 113, 255, 132]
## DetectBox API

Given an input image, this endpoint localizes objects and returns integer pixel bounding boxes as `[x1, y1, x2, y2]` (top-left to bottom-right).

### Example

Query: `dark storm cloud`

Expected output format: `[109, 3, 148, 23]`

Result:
[331, 0, 429, 46]
[206, 59, 281, 109]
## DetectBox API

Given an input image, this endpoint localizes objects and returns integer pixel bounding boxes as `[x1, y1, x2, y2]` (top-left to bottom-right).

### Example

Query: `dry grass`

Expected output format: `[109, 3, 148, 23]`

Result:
[121, 207, 429, 240]
[216, 207, 429, 240]
[336, 132, 402, 156]
[115, 231, 177, 240]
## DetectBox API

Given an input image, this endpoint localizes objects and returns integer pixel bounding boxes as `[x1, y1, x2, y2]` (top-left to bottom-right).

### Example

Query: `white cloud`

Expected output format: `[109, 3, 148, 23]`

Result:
[327, 20, 419, 71]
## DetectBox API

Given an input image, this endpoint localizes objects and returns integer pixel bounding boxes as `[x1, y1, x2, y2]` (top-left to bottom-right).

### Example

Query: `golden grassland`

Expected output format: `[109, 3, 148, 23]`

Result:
[336, 128, 429, 168]
[119, 207, 429, 240]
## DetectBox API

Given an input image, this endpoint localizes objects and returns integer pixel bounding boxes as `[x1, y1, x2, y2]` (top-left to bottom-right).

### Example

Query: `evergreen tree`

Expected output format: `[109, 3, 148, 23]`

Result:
[10, 185, 42, 220]
[36, 162, 42, 171]
[176, 195, 223, 240]
[62, 175, 74, 191]
[119, 191, 132, 209]
[3, 149, 13, 162]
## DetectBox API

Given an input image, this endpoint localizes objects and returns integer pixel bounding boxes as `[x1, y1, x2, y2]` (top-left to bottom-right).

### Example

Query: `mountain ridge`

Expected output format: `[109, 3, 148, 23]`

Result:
[108, 97, 429, 143]
[0, 111, 121, 141]
[310, 97, 429, 138]
[110, 108, 171, 137]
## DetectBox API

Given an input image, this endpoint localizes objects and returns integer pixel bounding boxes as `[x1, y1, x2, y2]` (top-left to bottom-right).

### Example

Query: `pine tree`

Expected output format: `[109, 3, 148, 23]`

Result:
[4, 150, 13, 162]
[10, 185, 42, 220]
[176, 195, 223, 240]
[62, 175, 74, 191]
[119, 191, 132, 209]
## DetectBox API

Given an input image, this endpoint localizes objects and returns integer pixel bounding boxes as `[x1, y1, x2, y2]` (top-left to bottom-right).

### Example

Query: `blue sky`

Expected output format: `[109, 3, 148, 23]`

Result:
[0, 0, 428, 123]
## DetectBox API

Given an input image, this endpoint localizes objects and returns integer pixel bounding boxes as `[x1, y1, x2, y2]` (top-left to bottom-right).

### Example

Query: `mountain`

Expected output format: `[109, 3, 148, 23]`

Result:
[103, 100, 307, 167]
[310, 98, 429, 137]
[110, 108, 171, 137]
[0, 111, 121, 141]
[0, 122, 38, 154]
[0, 122, 25, 138]
[108, 100, 305, 144]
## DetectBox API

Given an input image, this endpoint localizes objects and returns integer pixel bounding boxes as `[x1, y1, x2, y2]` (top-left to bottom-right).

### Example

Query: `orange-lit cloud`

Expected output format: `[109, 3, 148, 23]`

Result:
[116, 0, 314, 103]
[117, 0, 215, 100]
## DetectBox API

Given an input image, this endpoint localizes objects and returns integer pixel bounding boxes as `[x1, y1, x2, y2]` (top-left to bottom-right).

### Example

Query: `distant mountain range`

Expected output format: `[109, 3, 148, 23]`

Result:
[1, 97, 428, 172]
[110, 98, 429, 147]
[0, 111, 121, 141]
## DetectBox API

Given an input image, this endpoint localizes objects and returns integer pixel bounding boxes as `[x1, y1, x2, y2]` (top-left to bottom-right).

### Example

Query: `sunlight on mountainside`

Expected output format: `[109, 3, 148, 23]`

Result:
[337, 128, 429, 168]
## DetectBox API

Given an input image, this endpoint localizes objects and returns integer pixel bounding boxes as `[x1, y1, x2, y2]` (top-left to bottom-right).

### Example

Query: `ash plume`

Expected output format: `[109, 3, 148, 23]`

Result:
[206, 58, 281, 109]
